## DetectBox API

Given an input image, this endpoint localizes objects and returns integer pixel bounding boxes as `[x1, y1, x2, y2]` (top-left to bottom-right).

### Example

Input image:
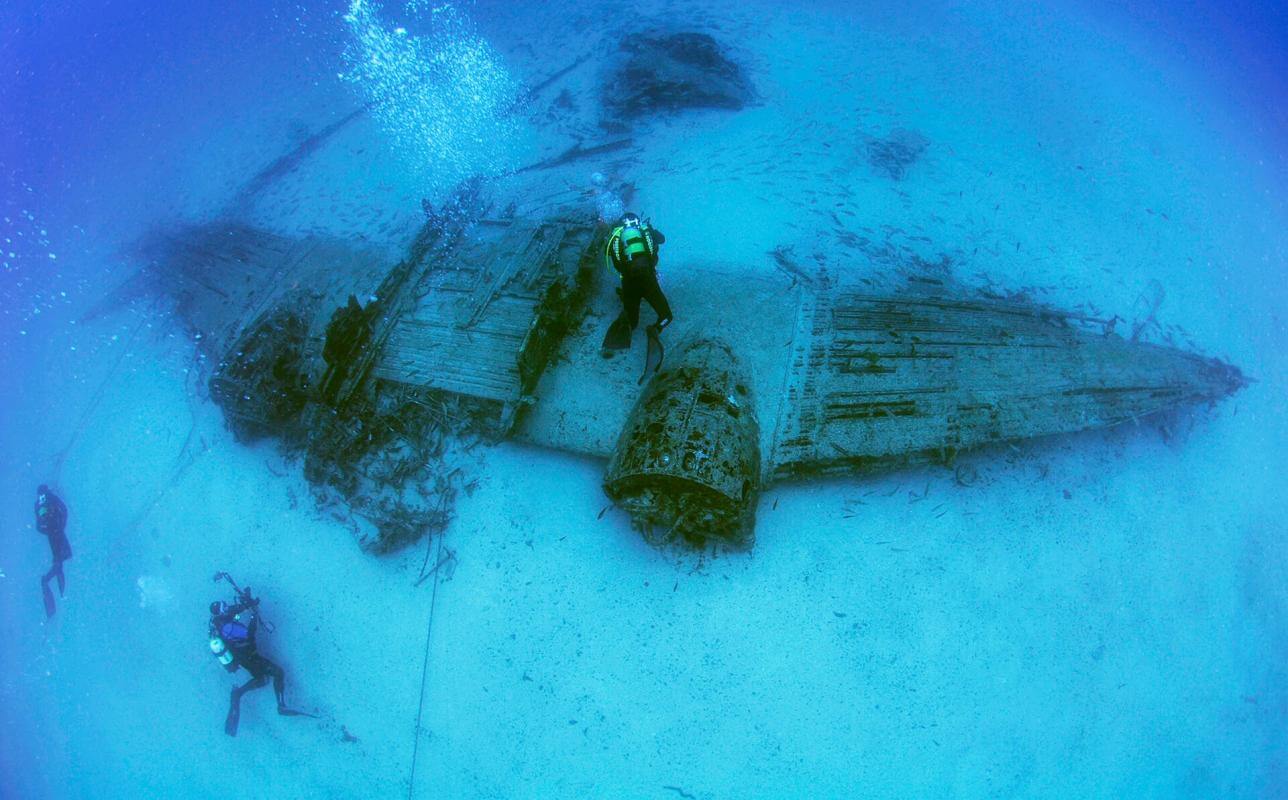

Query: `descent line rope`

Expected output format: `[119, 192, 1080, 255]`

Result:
[50, 306, 153, 482]
[407, 528, 445, 800]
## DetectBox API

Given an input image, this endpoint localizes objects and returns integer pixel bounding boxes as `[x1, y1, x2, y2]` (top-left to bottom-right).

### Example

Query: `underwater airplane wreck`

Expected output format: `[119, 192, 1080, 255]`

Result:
[125, 178, 1246, 552]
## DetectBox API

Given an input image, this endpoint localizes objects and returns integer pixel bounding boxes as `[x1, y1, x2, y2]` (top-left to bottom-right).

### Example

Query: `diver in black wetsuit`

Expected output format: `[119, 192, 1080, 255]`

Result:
[605, 212, 671, 333]
[35, 485, 71, 619]
[602, 213, 672, 379]
[208, 578, 310, 736]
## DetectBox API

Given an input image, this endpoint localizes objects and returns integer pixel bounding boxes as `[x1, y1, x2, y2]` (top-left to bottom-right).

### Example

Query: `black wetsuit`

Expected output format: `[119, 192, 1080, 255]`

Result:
[35, 490, 71, 619]
[611, 227, 672, 331]
[210, 598, 297, 736]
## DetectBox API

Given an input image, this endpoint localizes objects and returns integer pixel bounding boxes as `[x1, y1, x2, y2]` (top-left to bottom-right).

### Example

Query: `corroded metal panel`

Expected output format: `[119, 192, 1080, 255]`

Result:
[769, 287, 1246, 479]
[371, 217, 600, 432]
[604, 338, 761, 548]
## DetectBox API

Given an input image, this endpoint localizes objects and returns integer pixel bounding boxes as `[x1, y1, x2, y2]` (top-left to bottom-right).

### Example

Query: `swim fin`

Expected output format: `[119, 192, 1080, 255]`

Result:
[601, 312, 633, 352]
[639, 324, 664, 385]
[42, 581, 56, 619]
[277, 704, 316, 718]
[225, 693, 241, 737]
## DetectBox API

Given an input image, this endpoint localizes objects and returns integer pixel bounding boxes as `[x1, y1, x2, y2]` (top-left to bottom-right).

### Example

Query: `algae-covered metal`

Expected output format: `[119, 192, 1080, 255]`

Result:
[372, 216, 600, 434]
[604, 339, 760, 547]
[136, 197, 1248, 555]
[596, 278, 1246, 547]
[767, 284, 1247, 480]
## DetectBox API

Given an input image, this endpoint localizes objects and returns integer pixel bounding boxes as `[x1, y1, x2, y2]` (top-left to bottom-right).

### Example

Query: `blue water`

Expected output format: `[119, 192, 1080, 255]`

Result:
[2, 1, 1286, 797]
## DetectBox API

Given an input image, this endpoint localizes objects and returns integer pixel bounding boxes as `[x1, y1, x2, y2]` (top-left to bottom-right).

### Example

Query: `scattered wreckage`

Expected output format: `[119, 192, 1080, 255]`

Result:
[114, 28, 1243, 552]
[134, 185, 1244, 552]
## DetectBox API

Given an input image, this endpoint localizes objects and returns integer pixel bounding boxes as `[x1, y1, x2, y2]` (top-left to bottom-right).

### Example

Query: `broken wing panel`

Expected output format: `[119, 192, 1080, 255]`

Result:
[370, 218, 599, 432]
[768, 289, 1245, 481]
[135, 223, 388, 359]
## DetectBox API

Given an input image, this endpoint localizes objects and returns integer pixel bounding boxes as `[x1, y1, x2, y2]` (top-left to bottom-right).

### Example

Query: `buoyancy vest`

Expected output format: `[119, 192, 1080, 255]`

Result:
[218, 608, 255, 648]
[220, 619, 251, 644]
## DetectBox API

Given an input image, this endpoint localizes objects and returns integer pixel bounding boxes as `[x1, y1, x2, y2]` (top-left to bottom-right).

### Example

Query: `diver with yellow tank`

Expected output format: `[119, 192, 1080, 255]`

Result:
[601, 212, 672, 381]
[208, 572, 314, 736]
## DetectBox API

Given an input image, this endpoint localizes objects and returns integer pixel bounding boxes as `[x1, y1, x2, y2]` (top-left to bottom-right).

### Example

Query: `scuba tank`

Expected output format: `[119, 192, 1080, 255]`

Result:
[621, 225, 653, 262]
[207, 575, 272, 675]
[209, 636, 235, 669]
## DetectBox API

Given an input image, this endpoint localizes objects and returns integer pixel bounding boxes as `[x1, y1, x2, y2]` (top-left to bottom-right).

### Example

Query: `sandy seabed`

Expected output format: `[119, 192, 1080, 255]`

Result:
[1, 1, 1285, 797]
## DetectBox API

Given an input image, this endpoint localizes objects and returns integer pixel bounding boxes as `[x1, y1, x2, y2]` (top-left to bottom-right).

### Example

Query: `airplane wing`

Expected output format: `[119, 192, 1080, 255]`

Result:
[132, 203, 1245, 553]
[600, 274, 1245, 548]
[765, 281, 1245, 482]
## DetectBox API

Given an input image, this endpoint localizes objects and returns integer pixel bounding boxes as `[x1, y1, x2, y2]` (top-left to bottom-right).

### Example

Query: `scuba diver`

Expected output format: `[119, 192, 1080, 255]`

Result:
[34, 485, 71, 619]
[601, 212, 672, 381]
[208, 572, 312, 736]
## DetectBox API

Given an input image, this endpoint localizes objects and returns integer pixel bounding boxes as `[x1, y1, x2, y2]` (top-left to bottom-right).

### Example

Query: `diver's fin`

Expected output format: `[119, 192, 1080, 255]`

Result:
[41, 582, 56, 619]
[640, 325, 664, 385]
[601, 313, 633, 351]
[278, 705, 316, 718]
[225, 695, 241, 737]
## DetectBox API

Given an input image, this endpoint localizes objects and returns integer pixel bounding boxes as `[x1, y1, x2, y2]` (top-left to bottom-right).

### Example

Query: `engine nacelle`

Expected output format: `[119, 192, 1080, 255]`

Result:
[603, 337, 761, 548]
